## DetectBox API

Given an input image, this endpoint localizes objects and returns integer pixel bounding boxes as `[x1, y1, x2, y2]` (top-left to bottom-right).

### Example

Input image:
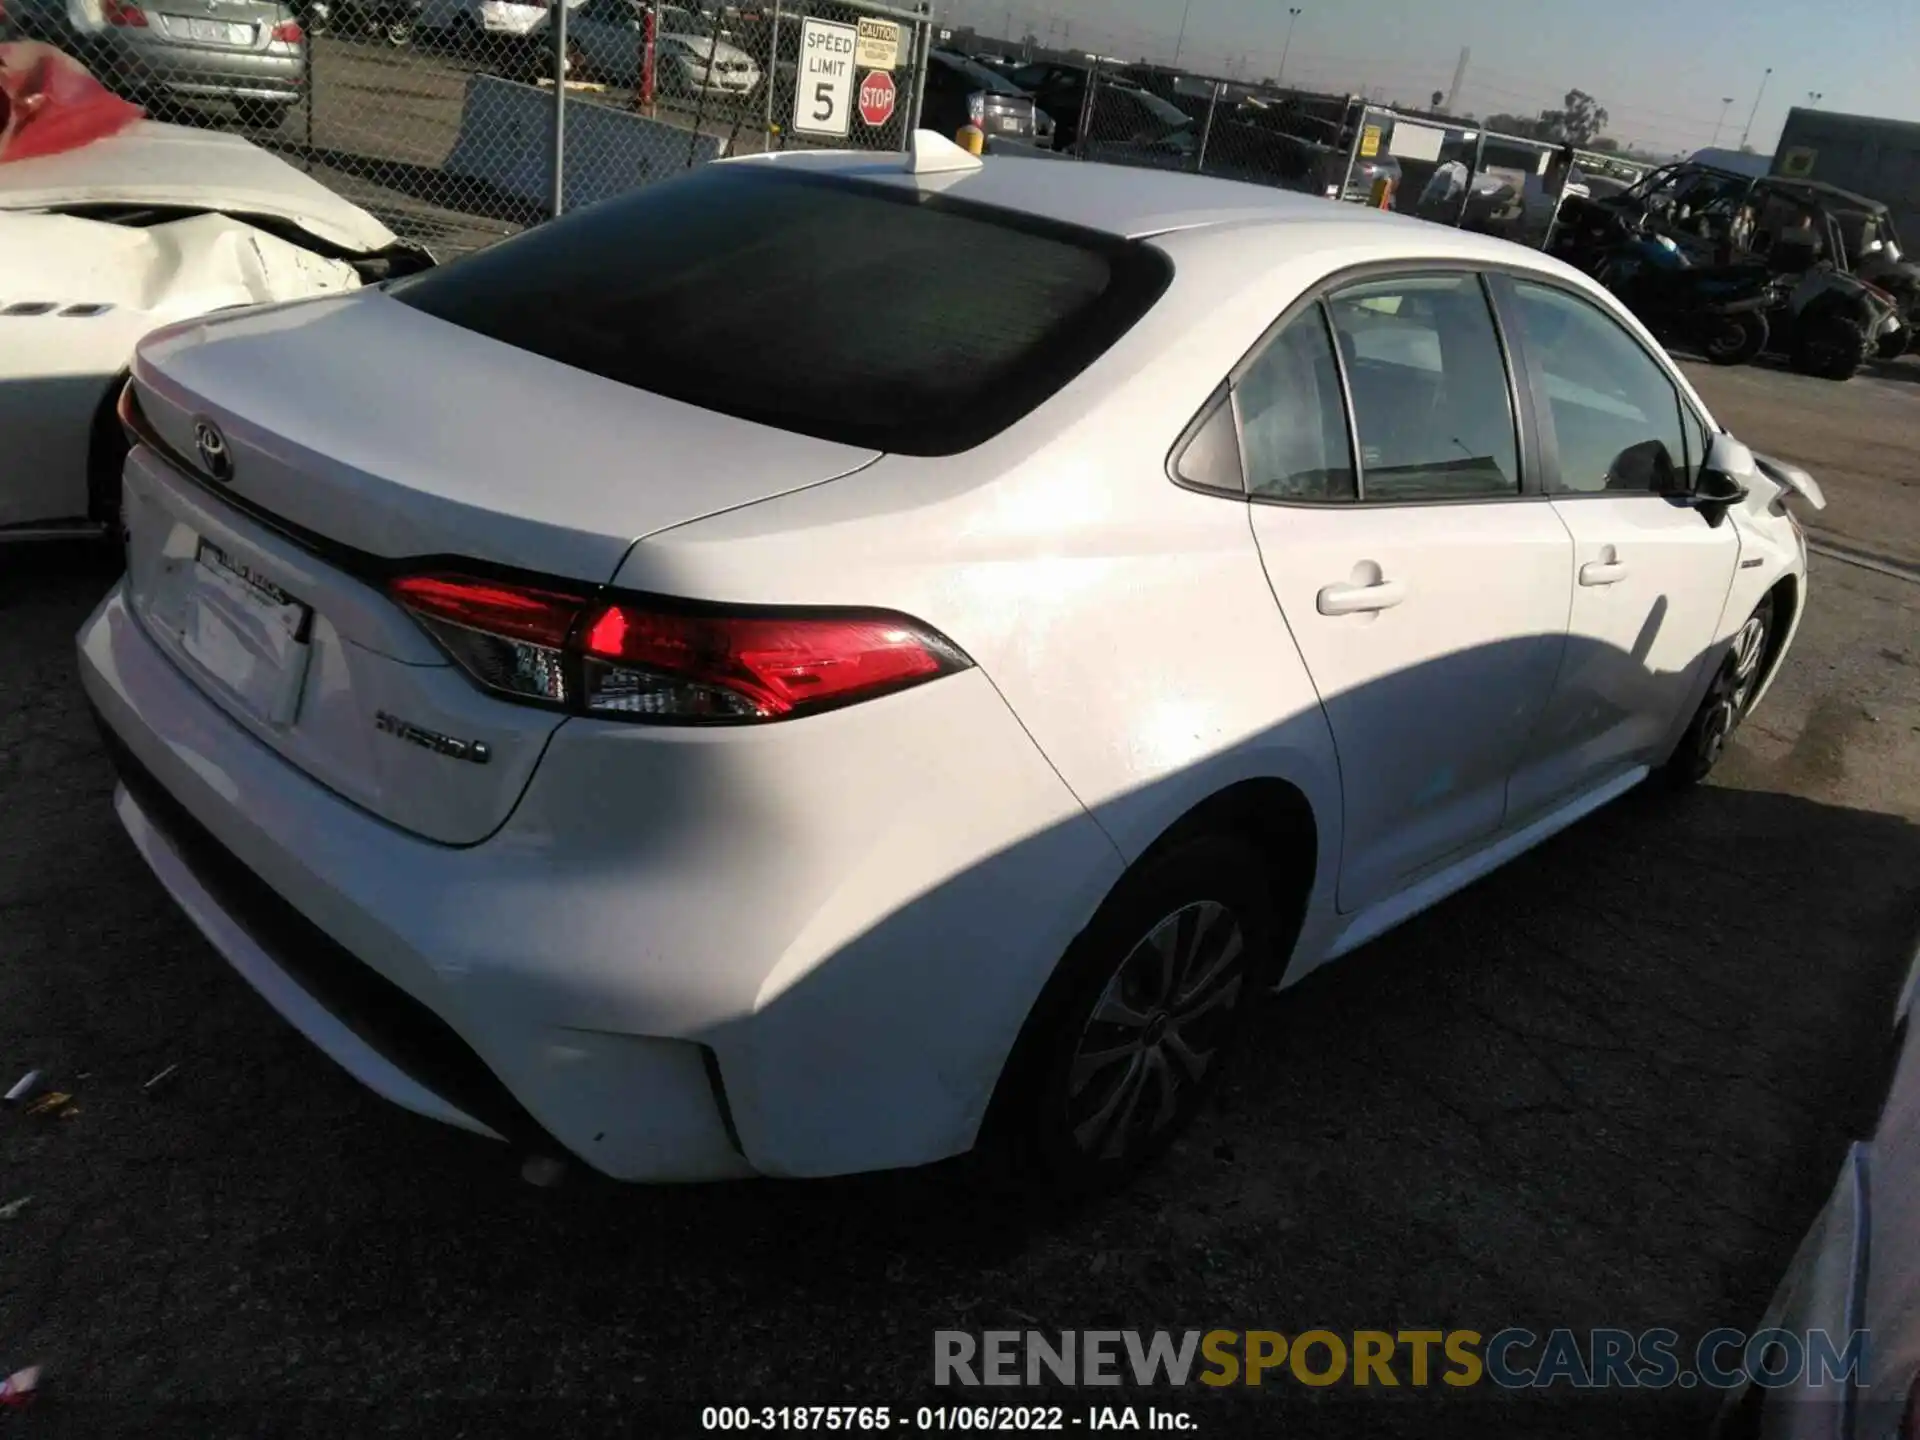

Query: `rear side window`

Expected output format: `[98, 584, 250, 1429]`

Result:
[1235, 305, 1355, 501]
[390, 166, 1170, 455]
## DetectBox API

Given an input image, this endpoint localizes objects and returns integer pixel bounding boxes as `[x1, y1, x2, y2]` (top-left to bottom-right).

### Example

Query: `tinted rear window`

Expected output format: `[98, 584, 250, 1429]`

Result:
[390, 166, 1169, 456]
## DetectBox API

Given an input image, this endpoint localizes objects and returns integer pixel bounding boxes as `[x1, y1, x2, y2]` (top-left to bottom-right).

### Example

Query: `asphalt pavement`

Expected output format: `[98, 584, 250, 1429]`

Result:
[0, 362, 1916, 1436]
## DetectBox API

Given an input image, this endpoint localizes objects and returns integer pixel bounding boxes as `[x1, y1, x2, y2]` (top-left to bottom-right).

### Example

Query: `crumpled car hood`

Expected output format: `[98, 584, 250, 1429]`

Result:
[0, 119, 397, 255]
[0, 210, 362, 323]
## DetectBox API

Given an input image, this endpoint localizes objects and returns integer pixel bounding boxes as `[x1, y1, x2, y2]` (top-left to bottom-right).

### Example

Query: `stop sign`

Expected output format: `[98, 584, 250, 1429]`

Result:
[858, 70, 896, 127]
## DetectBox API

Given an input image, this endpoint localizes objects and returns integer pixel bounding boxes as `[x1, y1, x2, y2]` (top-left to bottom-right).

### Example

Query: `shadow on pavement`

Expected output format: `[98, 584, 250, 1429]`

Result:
[3, 535, 1917, 1437]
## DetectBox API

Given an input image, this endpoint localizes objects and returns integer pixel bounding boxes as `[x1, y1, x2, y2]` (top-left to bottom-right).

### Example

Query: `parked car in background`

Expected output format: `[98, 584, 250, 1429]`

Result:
[923, 49, 1041, 145]
[1005, 58, 1090, 148]
[651, 7, 758, 100]
[569, 1, 752, 97]
[300, 0, 422, 48]
[1006, 60, 1193, 158]
[419, 0, 580, 42]
[0, 119, 432, 540]
[1205, 95, 1400, 201]
[10, 0, 307, 127]
[82, 140, 1818, 1195]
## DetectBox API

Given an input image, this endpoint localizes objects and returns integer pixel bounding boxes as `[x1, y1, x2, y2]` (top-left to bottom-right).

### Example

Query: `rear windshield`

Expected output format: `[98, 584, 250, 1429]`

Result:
[390, 166, 1169, 455]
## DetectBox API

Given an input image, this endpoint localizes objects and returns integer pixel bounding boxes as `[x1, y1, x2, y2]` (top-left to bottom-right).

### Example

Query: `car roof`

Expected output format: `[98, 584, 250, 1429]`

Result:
[730, 148, 1508, 246]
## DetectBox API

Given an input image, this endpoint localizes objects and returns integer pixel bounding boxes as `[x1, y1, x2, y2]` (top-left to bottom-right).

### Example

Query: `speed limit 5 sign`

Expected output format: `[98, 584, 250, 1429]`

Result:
[792, 17, 857, 138]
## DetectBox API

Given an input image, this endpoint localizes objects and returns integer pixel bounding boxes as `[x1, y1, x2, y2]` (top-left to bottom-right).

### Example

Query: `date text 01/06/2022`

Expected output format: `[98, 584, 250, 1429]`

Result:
[699, 1405, 1197, 1431]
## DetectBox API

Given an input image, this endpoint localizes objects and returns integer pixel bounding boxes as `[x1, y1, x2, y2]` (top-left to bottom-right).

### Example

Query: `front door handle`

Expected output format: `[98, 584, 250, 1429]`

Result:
[1317, 578, 1407, 615]
[1579, 559, 1628, 587]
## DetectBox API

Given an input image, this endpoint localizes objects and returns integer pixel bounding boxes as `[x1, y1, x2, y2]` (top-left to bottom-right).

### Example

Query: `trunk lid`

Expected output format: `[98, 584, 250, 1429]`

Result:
[122, 288, 879, 843]
[130, 288, 882, 582]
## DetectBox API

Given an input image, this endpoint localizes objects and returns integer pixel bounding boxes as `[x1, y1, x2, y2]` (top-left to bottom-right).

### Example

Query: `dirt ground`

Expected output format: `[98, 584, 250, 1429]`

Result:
[0, 360, 1916, 1437]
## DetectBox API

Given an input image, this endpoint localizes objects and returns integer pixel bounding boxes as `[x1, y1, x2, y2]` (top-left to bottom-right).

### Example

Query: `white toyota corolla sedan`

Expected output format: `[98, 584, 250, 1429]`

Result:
[79, 133, 1825, 1192]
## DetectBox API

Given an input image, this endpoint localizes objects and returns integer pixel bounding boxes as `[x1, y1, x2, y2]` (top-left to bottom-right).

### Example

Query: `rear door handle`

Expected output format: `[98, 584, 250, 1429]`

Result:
[1317, 578, 1407, 615]
[1579, 560, 1628, 587]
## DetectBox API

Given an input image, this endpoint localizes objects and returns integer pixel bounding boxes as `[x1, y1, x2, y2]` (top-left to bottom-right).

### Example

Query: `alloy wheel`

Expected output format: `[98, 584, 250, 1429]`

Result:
[1064, 900, 1247, 1162]
[1698, 612, 1769, 769]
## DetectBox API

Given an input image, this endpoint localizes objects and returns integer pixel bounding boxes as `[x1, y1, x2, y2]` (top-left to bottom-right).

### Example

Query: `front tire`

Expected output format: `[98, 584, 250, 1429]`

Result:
[384, 17, 414, 43]
[1703, 310, 1768, 366]
[1877, 325, 1912, 361]
[1665, 596, 1775, 786]
[984, 836, 1279, 1196]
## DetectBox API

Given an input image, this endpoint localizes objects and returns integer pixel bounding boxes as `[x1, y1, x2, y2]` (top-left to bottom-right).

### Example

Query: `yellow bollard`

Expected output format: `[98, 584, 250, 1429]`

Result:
[956, 124, 985, 155]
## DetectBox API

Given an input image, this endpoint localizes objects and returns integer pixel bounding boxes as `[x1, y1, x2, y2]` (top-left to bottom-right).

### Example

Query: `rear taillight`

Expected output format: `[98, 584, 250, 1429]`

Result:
[102, 0, 147, 26]
[390, 573, 969, 724]
[967, 91, 985, 127]
[270, 17, 302, 40]
[389, 575, 578, 706]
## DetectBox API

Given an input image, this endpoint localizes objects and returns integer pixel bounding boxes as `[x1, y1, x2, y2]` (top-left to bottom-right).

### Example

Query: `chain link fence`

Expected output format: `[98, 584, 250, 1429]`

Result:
[8, 0, 933, 254]
[1005, 62, 1653, 254]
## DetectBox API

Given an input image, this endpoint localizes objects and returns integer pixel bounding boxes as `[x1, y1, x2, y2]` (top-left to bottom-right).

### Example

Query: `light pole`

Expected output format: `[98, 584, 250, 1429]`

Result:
[1739, 65, 1772, 151]
[1172, 0, 1194, 65]
[1277, 6, 1302, 89]
[1711, 96, 1733, 147]
[1807, 90, 1824, 108]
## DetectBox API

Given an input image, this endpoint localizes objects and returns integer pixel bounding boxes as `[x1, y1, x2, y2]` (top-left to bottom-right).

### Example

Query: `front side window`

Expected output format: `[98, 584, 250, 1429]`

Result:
[1324, 274, 1520, 502]
[1234, 305, 1354, 502]
[1509, 281, 1689, 495]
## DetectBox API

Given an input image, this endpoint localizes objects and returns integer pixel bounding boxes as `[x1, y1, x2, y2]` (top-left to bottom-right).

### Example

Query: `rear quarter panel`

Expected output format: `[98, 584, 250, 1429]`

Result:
[608, 222, 1432, 973]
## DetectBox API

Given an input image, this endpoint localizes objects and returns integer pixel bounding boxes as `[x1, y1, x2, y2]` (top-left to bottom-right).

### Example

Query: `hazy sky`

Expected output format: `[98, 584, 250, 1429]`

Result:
[932, 0, 1920, 156]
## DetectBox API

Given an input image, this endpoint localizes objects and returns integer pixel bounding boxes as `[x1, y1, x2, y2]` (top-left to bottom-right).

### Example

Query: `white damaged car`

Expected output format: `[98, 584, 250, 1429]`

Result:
[0, 119, 432, 541]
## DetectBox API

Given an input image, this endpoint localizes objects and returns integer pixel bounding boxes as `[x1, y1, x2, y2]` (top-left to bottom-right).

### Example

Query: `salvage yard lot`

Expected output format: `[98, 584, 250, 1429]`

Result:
[1, 360, 1917, 1435]
[253, 33, 776, 254]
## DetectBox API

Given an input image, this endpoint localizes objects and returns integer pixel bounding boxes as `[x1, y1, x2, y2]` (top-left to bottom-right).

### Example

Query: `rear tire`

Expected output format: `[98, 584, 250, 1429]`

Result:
[1703, 310, 1768, 366]
[1665, 596, 1775, 787]
[1790, 312, 1869, 381]
[980, 835, 1280, 1197]
[1877, 325, 1912, 361]
[384, 17, 414, 43]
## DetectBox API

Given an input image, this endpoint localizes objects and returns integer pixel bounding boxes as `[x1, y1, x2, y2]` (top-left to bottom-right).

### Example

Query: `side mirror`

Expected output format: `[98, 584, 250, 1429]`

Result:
[1679, 467, 1749, 528]
[1669, 431, 1753, 529]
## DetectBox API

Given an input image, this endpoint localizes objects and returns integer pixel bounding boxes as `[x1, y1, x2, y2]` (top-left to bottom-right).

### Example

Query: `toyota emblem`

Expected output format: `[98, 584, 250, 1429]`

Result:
[193, 419, 233, 483]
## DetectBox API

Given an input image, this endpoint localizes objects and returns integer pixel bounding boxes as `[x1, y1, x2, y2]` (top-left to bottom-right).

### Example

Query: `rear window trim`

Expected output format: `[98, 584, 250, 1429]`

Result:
[388, 165, 1175, 458]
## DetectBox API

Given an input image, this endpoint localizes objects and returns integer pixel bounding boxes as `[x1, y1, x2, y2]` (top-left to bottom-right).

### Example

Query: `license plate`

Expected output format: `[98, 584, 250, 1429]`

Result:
[996, 115, 1020, 132]
[180, 538, 313, 727]
[181, 16, 252, 42]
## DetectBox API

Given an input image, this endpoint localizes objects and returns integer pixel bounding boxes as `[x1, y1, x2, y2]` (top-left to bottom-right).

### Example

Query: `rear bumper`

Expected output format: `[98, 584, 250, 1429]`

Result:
[80, 579, 1120, 1180]
[111, 39, 305, 99]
